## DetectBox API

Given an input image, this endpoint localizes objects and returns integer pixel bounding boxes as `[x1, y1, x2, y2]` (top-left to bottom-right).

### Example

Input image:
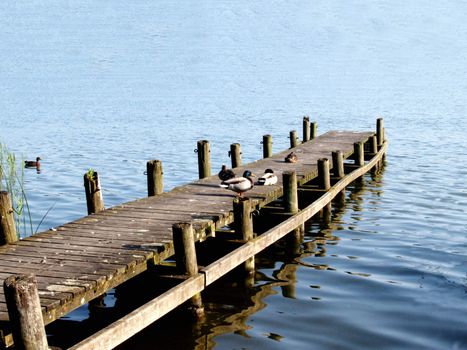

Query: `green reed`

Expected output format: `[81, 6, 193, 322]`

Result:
[0, 142, 33, 238]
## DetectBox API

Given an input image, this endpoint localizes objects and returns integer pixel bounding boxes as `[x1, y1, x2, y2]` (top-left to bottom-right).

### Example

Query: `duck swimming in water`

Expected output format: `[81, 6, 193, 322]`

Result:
[24, 157, 41, 168]
[219, 170, 255, 197]
[258, 168, 278, 186]
[218, 164, 236, 181]
[285, 152, 298, 163]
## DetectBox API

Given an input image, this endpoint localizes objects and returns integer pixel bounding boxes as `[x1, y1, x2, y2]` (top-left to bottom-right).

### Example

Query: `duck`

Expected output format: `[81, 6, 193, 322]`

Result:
[258, 168, 278, 186]
[24, 157, 41, 168]
[285, 152, 298, 163]
[219, 170, 255, 197]
[218, 164, 236, 181]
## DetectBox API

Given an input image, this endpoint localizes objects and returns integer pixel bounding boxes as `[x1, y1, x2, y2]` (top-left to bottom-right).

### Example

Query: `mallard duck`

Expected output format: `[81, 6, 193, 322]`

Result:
[258, 168, 278, 186]
[25, 157, 41, 168]
[218, 164, 236, 181]
[285, 152, 298, 163]
[220, 170, 255, 197]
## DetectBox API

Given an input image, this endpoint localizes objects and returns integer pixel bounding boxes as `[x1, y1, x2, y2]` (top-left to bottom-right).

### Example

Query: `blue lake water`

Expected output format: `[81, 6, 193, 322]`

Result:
[1, 1, 466, 349]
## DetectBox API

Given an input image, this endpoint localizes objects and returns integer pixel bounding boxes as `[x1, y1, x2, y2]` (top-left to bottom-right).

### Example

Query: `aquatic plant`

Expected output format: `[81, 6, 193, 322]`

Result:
[0, 142, 33, 237]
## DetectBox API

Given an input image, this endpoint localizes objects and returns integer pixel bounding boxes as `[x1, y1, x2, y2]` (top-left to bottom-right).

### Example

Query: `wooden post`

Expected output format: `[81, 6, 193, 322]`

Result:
[302, 116, 310, 142]
[283, 171, 303, 252]
[318, 158, 331, 221]
[331, 151, 344, 179]
[354, 142, 364, 167]
[283, 171, 299, 213]
[318, 158, 331, 191]
[289, 130, 298, 148]
[172, 222, 204, 318]
[147, 160, 163, 196]
[230, 143, 242, 168]
[369, 135, 379, 176]
[331, 152, 345, 207]
[369, 135, 378, 154]
[262, 134, 272, 158]
[310, 122, 318, 140]
[196, 140, 211, 179]
[0, 191, 17, 245]
[233, 198, 255, 275]
[4, 274, 48, 350]
[84, 171, 104, 215]
[377, 118, 384, 147]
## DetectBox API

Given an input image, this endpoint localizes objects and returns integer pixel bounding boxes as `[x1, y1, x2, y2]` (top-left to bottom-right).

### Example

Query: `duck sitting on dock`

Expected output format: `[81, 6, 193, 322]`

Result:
[24, 157, 41, 168]
[219, 170, 255, 197]
[257, 169, 278, 186]
[218, 164, 236, 181]
[285, 152, 298, 163]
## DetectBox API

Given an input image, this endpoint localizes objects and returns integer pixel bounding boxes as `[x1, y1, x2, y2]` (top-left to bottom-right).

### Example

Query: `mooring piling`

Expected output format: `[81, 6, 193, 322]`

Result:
[318, 158, 332, 222]
[229, 143, 242, 168]
[376, 117, 384, 147]
[332, 151, 346, 207]
[3, 274, 48, 350]
[353, 142, 365, 167]
[310, 121, 318, 140]
[303, 116, 310, 142]
[83, 171, 104, 215]
[196, 140, 211, 179]
[283, 171, 304, 245]
[0, 191, 17, 245]
[233, 198, 255, 275]
[289, 130, 298, 148]
[262, 134, 273, 158]
[172, 222, 204, 318]
[147, 160, 163, 196]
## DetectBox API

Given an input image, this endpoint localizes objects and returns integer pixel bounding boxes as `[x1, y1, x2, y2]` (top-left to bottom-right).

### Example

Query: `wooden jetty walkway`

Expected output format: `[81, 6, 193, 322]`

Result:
[0, 118, 387, 349]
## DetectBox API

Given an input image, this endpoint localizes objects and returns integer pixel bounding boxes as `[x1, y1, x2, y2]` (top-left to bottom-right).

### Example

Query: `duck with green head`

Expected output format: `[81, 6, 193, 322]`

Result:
[219, 170, 255, 197]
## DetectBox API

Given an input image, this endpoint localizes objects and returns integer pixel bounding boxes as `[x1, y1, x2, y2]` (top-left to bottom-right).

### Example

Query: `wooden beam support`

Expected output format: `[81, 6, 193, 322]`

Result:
[331, 151, 344, 179]
[354, 142, 365, 167]
[233, 198, 255, 274]
[172, 222, 204, 318]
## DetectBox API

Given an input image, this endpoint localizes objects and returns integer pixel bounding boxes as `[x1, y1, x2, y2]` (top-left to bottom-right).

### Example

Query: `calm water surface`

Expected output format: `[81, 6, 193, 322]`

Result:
[1, 1, 466, 349]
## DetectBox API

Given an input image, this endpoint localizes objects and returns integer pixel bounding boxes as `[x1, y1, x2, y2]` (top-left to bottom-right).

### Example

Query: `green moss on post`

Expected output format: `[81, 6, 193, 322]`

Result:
[84, 171, 104, 215]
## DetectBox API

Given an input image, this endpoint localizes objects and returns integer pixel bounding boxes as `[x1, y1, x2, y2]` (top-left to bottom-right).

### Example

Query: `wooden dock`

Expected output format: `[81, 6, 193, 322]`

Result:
[0, 119, 387, 349]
